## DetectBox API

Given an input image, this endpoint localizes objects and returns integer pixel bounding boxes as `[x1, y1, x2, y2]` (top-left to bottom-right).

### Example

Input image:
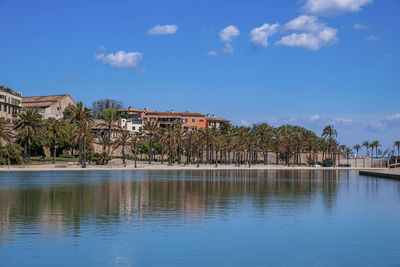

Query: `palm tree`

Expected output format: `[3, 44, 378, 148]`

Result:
[14, 109, 43, 162]
[362, 141, 370, 157]
[157, 128, 167, 164]
[143, 121, 158, 164]
[255, 123, 272, 165]
[65, 102, 94, 166]
[394, 141, 400, 157]
[72, 121, 93, 168]
[343, 146, 353, 166]
[184, 130, 196, 165]
[322, 125, 337, 159]
[0, 119, 13, 145]
[352, 144, 361, 167]
[371, 140, 380, 158]
[130, 132, 141, 168]
[96, 108, 121, 155]
[193, 129, 204, 167]
[112, 131, 131, 167]
[0, 119, 15, 166]
[46, 118, 68, 163]
[353, 144, 361, 158]
[165, 125, 175, 166]
[96, 135, 110, 154]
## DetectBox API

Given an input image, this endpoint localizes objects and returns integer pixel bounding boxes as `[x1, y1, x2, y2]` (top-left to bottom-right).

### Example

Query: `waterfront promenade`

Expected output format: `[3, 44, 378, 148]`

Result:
[0, 161, 387, 172]
[359, 168, 400, 179]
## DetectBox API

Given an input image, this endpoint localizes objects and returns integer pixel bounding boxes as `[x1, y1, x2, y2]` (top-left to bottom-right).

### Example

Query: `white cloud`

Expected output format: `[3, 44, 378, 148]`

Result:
[221, 43, 234, 54]
[219, 25, 240, 42]
[95, 50, 143, 68]
[277, 16, 338, 50]
[385, 53, 393, 59]
[366, 35, 378, 41]
[284, 16, 324, 32]
[147, 24, 178, 35]
[367, 120, 386, 131]
[250, 23, 279, 47]
[206, 51, 218, 56]
[353, 23, 370, 30]
[276, 27, 338, 50]
[302, 0, 373, 16]
[334, 118, 354, 124]
[310, 114, 321, 121]
[387, 114, 400, 120]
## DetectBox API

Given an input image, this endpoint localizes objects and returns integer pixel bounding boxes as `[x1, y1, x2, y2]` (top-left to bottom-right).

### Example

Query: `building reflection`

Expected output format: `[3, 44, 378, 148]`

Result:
[0, 170, 349, 238]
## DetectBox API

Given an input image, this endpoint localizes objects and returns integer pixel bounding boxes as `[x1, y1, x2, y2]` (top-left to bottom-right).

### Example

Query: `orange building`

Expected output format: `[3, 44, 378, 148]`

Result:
[141, 111, 208, 131]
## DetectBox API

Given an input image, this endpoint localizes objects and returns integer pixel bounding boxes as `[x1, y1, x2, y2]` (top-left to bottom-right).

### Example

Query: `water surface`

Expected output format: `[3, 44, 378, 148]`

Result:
[0, 170, 399, 266]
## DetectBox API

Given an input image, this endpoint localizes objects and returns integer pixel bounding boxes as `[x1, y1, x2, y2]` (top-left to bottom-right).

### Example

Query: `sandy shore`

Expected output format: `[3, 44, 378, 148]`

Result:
[0, 161, 386, 172]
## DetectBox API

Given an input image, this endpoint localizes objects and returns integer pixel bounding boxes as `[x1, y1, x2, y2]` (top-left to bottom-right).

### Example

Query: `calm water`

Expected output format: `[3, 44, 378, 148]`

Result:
[0, 170, 400, 266]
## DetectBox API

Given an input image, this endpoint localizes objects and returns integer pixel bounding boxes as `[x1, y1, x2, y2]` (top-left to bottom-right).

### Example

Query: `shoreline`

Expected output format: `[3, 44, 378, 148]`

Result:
[0, 162, 386, 172]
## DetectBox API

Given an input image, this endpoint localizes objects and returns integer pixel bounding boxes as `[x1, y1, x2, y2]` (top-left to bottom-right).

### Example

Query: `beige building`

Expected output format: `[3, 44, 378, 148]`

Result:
[0, 85, 22, 122]
[118, 107, 147, 132]
[22, 94, 76, 119]
[206, 115, 230, 128]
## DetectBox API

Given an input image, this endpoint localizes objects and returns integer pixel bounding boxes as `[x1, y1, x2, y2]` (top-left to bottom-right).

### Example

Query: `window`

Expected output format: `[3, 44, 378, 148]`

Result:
[182, 119, 187, 123]
[192, 118, 196, 123]
[4, 105, 6, 112]
[143, 118, 147, 122]
[57, 107, 60, 111]
[150, 117, 156, 121]
[200, 119, 204, 122]
[132, 126, 136, 130]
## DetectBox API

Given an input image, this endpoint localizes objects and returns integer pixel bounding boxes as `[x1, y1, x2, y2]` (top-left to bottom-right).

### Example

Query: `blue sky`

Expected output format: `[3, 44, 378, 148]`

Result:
[0, 0, 399, 152]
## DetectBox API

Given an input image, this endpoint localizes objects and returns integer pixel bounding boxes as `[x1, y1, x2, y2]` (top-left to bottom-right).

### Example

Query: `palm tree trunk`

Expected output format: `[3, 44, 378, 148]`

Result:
[53, 134, 57, 164]
[108, 127, 111, 155]
[161, 144, 164, 164]
[82, 136, 87, 168]
[134, 145, 137, 168]
[149, 135, 152, 164]
[263, 151, 267, 165]
[122, 145, 126, 167]
[197, 148, 200, 167]
[24, 136, 28, 163]
[168, 137, 172, 166]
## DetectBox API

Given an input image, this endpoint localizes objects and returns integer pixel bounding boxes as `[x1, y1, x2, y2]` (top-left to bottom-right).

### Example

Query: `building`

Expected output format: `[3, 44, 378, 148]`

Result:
[141, 111, 208, 131]
[22, 94, 76, 119]
[206, 115, 230, 128]
[117, 107, 229, 132]
[0, 85, 22, 122]
[118, 107, 147, 132]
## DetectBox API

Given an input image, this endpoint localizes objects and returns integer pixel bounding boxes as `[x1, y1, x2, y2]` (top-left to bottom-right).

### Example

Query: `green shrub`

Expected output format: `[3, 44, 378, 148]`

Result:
[92, 152, 110, 165]
[59, 153, 75, 158]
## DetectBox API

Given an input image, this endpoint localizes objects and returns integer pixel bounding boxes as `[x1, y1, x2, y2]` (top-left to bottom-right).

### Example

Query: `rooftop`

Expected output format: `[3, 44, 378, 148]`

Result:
[0, 85, 22, 97]
[144, 111, 205, 117]
[22, 94, 75, 108]
[206, 116, 230, 122]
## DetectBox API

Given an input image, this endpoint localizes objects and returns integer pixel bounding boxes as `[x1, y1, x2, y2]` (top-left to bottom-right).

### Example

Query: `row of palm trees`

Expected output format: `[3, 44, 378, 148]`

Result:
[113, 122, 347, 168]
[354, 140, 398, 158]
[1, 103, 397, 168]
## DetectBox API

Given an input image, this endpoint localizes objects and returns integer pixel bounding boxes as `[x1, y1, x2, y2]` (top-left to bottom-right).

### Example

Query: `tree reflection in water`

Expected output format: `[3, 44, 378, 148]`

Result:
[0, 170, 348, 236]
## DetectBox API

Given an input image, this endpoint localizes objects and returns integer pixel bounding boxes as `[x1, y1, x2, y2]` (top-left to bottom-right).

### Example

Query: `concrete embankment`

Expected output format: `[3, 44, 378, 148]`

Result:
[359, 169, 400, 180]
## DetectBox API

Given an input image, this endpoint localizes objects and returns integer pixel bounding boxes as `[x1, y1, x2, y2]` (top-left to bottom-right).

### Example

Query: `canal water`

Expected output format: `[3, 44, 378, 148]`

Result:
[0, 170, 399, 266]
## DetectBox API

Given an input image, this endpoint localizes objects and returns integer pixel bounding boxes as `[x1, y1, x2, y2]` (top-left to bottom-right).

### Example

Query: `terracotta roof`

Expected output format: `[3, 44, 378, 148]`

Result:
[22, 94, 75, 108]
[144, 111, 205, 117]
[206, 116, 230, 122]
[118, 107, 149, 113]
